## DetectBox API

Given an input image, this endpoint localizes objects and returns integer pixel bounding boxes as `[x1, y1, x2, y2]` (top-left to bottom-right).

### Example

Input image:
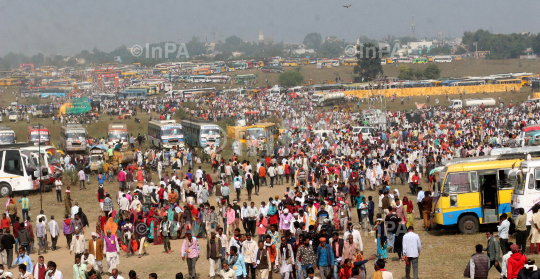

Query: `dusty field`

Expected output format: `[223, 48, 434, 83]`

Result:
[0, 77, 537, 278]
[213, 58, 540, 87]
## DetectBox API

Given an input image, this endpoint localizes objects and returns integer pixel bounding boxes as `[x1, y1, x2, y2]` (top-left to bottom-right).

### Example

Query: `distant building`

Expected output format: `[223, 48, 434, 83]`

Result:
[293, 49, 315, 55]
[258, 31, 264, 43]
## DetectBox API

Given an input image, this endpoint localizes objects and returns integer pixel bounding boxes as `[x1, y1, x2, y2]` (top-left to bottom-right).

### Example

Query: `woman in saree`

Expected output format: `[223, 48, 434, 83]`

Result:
[402, 196, 414, 228]
[104, 216, 119, 236]
[192, 205, 205, 238]
[375, 214, 388, 260]
[64, 186, 73, 215]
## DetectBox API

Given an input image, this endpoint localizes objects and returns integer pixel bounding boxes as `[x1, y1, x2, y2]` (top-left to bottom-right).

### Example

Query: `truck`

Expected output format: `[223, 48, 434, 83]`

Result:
[108, 123, 129, 150]
[448, 98, 496, 109]
[60, 124, 88, 153]
[89, 145, 108, 173]
[32, 105, 54, 118]
[311, 92, 346, 107]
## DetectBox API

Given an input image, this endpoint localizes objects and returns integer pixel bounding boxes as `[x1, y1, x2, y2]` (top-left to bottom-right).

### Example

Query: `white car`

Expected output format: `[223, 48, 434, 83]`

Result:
[8, 111, 19, 121]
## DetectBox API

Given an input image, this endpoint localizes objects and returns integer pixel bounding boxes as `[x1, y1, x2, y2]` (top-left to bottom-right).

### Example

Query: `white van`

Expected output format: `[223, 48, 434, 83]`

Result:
[351, 126, 375, 141]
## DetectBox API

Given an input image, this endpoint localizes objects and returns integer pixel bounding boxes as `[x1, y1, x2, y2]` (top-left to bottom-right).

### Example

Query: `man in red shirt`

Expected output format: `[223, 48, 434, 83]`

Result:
[0, 213, 10, 231]
[411, 171, 420, 195]
[398, 160, 407, 185]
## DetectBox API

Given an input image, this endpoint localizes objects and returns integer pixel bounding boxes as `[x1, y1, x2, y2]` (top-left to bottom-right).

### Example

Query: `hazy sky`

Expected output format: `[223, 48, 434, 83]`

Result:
[2, 0, 540, 56]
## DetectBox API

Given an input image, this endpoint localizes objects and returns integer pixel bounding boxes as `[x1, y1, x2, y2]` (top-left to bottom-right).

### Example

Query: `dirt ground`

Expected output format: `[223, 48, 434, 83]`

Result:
[13, 162, 517, 279]
[0, 74, 537, 278]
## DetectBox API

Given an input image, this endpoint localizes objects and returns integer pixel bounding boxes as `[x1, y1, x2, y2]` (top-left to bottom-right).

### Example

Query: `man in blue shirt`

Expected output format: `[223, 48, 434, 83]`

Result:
[14, 247, 33, 273]
[315, 237, 334, 279]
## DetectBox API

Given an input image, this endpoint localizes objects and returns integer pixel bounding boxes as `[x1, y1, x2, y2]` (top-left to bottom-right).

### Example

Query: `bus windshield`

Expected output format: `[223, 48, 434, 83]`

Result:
[161, 128, 182, 136]
[201, 128, 219, 135]
[66, 132, 86, 140]
[108, 131, 128, 140]
[0, 133, 15, 144]
[30, 132, 50, 141]
[247, 128, 265, 139]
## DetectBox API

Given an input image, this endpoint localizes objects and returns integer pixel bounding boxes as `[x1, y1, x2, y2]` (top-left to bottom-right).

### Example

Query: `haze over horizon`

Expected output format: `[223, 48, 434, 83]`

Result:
[2, 0, 540, 56]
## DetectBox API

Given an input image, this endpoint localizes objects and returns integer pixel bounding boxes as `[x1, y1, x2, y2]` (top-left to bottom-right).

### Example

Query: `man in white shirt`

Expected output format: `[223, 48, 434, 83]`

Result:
[110, 268, 124, 279]
[343, 222, 363, 253]
[402, 226, 422, 279]
[267, 164, 276, 188]
[118, 194, 130, 214]
[48, 216, 59, 251]
[71, 202, 80, 219]
[498, 213, 510, 255]
[46, 261, 63, 279]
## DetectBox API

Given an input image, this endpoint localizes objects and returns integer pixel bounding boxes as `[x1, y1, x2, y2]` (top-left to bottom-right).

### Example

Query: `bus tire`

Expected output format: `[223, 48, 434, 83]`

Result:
[0, 183, 12, 197]
[458, 215, 479, 234]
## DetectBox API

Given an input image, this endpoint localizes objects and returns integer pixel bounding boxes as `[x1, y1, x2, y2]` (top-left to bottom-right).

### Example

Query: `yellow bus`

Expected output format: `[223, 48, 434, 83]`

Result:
[342, 59, 358, 66]
[301, 58, 309, 65]
[433, 158, 522, 234]
[282, 60, 299, 67]
[0, 79, 15, 86]
[246, 122, 277, 143]
[521, 75, 538, 86]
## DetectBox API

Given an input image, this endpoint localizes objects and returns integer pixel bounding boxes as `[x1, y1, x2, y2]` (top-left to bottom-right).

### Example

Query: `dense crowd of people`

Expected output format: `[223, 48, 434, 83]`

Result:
[2, 85, 540, 279]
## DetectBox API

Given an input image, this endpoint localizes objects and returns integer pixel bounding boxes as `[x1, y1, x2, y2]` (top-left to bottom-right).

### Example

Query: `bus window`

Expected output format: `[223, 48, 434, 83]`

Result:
[5, 150, 24, 176]
[498, 169, 512, 189]
[535, 170, 540, 190]
[444, 172, 470, 193]
[470, 172, 478, 192]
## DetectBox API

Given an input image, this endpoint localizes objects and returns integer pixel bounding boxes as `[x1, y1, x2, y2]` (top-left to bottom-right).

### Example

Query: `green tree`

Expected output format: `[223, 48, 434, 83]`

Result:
[533, 33, 540, 54]
[424, 64, 441, 79]
[225, 36, 243, 46]
[454, 46, 468, 55]
[353, 43, 383, 82]
[278, 71, 304, 87]
[397, 65, 414, 80]
[303, 33, 322, 49]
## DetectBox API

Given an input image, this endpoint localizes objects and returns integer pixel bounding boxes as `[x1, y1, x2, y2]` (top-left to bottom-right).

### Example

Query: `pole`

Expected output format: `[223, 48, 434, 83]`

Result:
[38, 123, 42, 212]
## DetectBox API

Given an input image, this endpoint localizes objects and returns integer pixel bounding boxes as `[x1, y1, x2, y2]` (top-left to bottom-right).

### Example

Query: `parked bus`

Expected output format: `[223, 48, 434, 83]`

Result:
[433, 56, 453, 63]
[507, 157, 540, 225]
[181, 118, 221, 148]
[432, 158, 520, 233]
[28, 125, 50, 145]
[234, 74, 257, 84]
[108, 123, 129, 150]
[0, 127, 16, 145]
[180, 88, 216, 98]
[189, 75, 207, 83]
[342, 59, 358, 66]
[60, 124, 87, 153]
[148, 120, 184, 149]
[282, 60, 299, 67]
[0, 145, 41, 197]
[20, 145, 63, 187]
[397, 57, 413, 63]
[206, 75, 231, 83]
[413, 57, 428, 64]
[246, 122, 277, 152]
[261, 66, 284, 73]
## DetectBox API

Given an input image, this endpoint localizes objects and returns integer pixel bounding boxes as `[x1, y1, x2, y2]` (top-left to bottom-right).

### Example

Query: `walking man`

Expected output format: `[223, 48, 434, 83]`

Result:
[402, 226, 421, 279]
[48, 216, 59, 251]
[103, 229, 121, 275]
[181, 230, 199, 279]
[485, 231, 502, 273]
[160, 214, 172, 254]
